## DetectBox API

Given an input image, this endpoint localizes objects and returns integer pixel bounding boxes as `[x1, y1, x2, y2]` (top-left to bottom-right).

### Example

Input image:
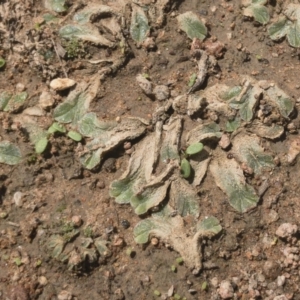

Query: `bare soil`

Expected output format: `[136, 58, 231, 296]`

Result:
[1, 0, 300, 299]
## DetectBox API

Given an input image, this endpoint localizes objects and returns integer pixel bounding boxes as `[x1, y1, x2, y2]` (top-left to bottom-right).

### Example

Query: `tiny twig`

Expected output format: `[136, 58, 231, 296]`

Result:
[50, 37, 68, 78]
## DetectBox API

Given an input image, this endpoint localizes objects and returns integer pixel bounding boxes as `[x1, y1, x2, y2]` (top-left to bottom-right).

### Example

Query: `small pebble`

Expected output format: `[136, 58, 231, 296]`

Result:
[71, 215, 82, 227]
[57, 290, 72, 300]
[38, 276, 48, 286]
[273, 295, 288, 300]
[276, 223, 298, 238]
[167, 285, 174, 297]
[219, 280, 234, 299]
[277, 275, 286, 287]
[97, 180, 105, 189]
[50, 78, 76, 91]
[23, 106, 45, 116]
[264, 210, 279, 224]
[16, 83, 25, 92]
[263, 261, 280, 280]
[136, 74, 153, 96]
[13, 191, 23, 207]
[121, 219, 130, 229]
[210, 277, 219, 288]
[236, 43, 243, 51]
[125, 148, 134, 155]
[219, 134, 231, 149]
[151, 237, 159, 246]
[0, 212, 8, 219]
[39, 91, 54, 109]
[153, 85, 169, 101]
[210, 5, 217, 12]
[123, 141, 131, 150]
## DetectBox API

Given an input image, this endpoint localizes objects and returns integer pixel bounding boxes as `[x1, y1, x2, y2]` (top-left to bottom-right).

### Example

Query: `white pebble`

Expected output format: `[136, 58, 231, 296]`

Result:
[38, 276, 48, 286]
[50, 78, 76, 91]
[16, 83, 25, 92]
[277, 275, 286, 287]
[57, 290, 72, 300]
[153, 85, 169, 101]
[276, 223, 298, 238]
[39, 91, 54, 109]
[210, 277, 219, 287]
[219, 280, 234, 299]
[273, 295, 288, 300]
[13, 192, 23, 207]
[219, 134, 231, 149]
[23, 106, 45, 116]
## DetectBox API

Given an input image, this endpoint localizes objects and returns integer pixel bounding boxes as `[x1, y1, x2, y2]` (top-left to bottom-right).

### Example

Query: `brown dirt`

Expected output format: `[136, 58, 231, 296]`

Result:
[1, 0, 300, 299]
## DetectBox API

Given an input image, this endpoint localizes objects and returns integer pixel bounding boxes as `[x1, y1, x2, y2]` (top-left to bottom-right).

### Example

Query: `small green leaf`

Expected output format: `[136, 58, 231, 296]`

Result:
[3, 92, 28, 112]
[0, 141, 22, 165]
[210, 155, 259, 213]
[109, 177, 135, 204]
[268, 4, 300, 47]
[67, 131, 82, 141]
[0, 92, 12, 110]
[130, 5, 150, 43]
[251, 122, 284, 140]
[243, 2, 269, 25]
[187, 122, 222, 144]
[177, 11, 207, 41]
[160, 118, 181, 163]
[35, 137, 48, 154]
[230, 185, 259, 213]
[201, 281, 208, 291]
[0, 58, 5, 68]
[266, 85, 294, 118]
[186, 143, 203, 155]
[134, 219, 157, 244]
[43, 13, 59, 23]
[80, 148, 103, 170]
[232, 134, 274, 174]
[197, 216, 222, 235]
[44, 0, 66, 13]
[181, 158, 191, 178]
[188, 73, 197, 87]
[54, 91, 88, 125]
[229, 85, 261, 122]
[268, 17, 289, 41]
[14, 258, 22, 266]
[48, 122, 66, 134]
[252, 4, 269, 25]
[225, 118, 241, 132]
[73, 11, 93, 24]
[48, 235, 65, 258]
[219, 86, 242, 101]
[130, 179, 171, 215]
[177, 11, 207, 40]
[252, 0, 267, 4]
[81, 247, 98, 263]
[287, 22, 300, 48]
[94, 237, 111, 257]
[176, 257, 184, 264]
[170, 179, 200, 217]
[78, 113, 115, 138]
